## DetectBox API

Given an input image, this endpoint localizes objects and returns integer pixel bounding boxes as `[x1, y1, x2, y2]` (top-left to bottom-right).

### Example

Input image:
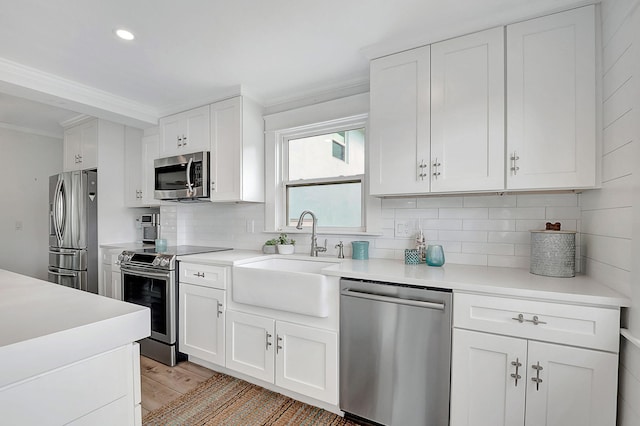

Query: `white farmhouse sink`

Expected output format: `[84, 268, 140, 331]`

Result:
[233, 258, 339, 317]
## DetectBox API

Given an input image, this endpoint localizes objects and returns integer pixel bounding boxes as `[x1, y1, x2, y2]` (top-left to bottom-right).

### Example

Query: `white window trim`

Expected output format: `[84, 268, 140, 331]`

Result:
[264, 93, 382, 235]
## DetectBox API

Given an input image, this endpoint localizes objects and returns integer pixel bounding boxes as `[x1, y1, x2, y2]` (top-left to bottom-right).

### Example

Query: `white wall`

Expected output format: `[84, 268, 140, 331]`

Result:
[0, 128, 62, 279]
[584, 1, 640, 425]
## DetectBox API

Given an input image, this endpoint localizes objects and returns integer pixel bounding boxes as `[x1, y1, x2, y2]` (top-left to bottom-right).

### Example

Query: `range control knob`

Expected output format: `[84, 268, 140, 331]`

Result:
[159, 257, 170, 267]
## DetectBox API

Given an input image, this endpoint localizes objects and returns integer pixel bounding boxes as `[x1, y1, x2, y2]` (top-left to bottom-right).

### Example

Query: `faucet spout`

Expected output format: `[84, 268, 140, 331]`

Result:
[296, 210, 325, 256]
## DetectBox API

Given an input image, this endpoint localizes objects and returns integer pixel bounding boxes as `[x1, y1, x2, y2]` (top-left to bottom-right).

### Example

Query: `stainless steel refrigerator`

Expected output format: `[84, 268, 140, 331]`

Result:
[48, 170, 98, 293]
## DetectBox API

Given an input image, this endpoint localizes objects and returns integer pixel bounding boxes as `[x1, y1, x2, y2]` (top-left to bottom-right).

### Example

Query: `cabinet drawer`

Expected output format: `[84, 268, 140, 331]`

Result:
[179, 262, 228, 289]
[453, 293, 619, 352]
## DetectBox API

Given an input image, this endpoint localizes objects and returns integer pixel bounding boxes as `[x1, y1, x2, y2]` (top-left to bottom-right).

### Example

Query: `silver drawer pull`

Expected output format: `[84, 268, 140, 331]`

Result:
[525, 315, 547, 325]
[193, 272, 205, 278]
[512, 313, 524, 323]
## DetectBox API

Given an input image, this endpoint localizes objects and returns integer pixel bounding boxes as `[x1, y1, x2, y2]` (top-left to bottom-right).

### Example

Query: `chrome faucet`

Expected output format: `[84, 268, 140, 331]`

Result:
[296, 210, 327, 256]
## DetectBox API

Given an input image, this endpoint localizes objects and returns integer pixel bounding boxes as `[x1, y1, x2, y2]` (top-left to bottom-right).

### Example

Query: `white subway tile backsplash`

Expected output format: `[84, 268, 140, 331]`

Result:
[395, 208, 439, 219]
[489, 207, 546, 220]
[463, 219, 515, 232]
[581, 207, 632, 239]
[462, 242, 514, 256]
[580, 174, 633, 210]
[488, 231, 531, 244]
[581, 233, 632, 272]
[438, 230, 487, 243]
[439, 208, 488, 219]
[416, 196, 463, 208]
[445, 252, 487, 266]
[381, 198, 417, 209]
[421, 219, 463, 230]
[544, 206, 580, 220]
[516, 193, 578, 207]
[171, 193, 586, 269]
[463, 194, 517, 207]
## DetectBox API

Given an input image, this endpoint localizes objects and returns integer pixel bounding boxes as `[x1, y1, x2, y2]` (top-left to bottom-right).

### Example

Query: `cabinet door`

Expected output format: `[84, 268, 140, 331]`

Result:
[275, 321, 338, 404]
[369, 46, 430, 196]
[124, 132, 143, 207]
[79, 120, 98, 170]
[179, 283, 225, 366]
[183, 105, 210, 153]
[225, 311, 275, 382]
[210, 97, 242, 201]
[524, 341, 618, 426]
[431, 27, 505, 192]
[111, 270, 122, 301]
[101, 267, 112, 298]
[159, 114, 183, 156]
[506, 6, 596, 190]
[140, 135, 159, 206]
[63, 126, 83, 172]
[450, 329, 527, 426]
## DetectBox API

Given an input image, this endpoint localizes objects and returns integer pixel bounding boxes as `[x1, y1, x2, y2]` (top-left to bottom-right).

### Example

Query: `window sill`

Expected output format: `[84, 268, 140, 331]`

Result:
[272, 228, 383, 237]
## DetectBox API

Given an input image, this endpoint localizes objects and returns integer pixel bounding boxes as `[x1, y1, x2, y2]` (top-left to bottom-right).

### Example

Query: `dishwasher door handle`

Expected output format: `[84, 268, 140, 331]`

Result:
[341, 288, 446, 310]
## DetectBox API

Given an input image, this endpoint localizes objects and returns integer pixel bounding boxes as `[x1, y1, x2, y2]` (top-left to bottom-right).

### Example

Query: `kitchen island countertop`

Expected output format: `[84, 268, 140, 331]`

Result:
[0, 269, 150, 389]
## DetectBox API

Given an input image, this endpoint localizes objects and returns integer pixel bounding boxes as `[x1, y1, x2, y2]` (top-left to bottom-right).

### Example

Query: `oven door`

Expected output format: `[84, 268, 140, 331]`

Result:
[121, 265, 175, 344]
[154, 151, 209, 200]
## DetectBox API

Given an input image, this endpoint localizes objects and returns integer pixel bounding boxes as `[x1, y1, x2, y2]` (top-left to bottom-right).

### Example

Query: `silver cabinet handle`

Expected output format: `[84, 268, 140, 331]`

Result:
[512, 313, 524, 323]
[432, 158, 441, 179]
[276, 335, 283, 354]
[265, 332, 272, 350]
[525, 315, 547, 325]
[217, 301, 223, 318]
[510, 358, 522, 386]
[193, 272, 205, 278]
[418, 160, 428, 180]
[531, 362, 543, 390]
[341, 288, 445, 311]
[177, 135, 183, 147]
[182, 135, 187, 146]
[510, 152, 520, 175]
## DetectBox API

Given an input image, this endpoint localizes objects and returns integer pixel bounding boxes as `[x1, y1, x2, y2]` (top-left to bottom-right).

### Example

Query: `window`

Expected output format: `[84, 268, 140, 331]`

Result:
[284, 127, 365, 229]
[263, 93, 380, 235]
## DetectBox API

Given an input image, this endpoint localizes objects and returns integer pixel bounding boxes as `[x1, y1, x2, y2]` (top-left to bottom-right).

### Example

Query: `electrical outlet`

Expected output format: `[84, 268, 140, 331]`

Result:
[394, 220, 415, 238]
[15, 221, 23, 231]
[246, 219, 255, 233]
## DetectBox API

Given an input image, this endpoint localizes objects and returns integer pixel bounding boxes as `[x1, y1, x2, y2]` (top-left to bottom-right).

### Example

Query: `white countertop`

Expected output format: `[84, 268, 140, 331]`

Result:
[177, 251, 629, 308]
[0, 269, 150, 388]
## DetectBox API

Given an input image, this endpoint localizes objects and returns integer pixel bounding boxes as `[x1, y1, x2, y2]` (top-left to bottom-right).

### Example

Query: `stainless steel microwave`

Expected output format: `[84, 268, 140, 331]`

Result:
[154, 151, 209, 201]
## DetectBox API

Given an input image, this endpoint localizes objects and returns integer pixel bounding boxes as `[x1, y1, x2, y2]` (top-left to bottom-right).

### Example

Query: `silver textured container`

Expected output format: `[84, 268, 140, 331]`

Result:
[530, 230, 576, 278]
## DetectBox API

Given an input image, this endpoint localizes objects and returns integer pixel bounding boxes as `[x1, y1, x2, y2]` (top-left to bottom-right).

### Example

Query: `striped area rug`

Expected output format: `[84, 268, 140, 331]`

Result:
[143, 371, 360, 425]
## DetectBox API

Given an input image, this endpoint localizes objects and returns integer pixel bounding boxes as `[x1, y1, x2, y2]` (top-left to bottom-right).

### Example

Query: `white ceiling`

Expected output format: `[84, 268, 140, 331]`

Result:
[0, 0, 588, 132]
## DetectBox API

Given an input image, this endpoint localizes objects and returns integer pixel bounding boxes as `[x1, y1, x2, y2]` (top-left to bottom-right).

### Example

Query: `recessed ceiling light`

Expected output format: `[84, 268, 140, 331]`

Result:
[115, 28, 135, 41]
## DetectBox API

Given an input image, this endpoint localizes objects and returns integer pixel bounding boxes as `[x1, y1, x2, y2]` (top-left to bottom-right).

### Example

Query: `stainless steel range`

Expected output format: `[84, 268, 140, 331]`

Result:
[119, 245, 232, 366]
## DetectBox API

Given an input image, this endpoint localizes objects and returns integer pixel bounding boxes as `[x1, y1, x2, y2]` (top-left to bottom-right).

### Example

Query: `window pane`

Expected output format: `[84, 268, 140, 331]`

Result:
[288, 128, 365, 180]
[287, 182, 362, 227]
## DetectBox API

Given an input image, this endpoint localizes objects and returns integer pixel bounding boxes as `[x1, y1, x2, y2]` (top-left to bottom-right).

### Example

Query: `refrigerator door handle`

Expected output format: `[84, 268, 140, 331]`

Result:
[53, 176, 63, 245]
[48, 269, 77, 277]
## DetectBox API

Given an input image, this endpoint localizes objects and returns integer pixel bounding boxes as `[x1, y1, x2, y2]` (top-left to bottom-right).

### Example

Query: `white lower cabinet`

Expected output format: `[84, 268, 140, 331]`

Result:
[451, 292, 619, 426]
[451, 329, 617, 426]
[225, 310, 338, 404]
[179, 283, 225, 366]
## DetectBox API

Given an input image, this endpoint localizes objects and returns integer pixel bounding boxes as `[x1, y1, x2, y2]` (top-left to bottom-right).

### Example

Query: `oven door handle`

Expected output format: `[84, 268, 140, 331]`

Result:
[121, 267, 171, 279]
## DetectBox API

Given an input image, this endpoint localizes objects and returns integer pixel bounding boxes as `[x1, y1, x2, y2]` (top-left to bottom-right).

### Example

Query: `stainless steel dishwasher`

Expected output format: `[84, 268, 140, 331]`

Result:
[340, 278, 452, 426]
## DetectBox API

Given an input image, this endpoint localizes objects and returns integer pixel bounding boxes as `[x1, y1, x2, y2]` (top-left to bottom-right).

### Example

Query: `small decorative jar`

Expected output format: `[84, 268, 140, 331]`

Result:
[426, 245, 445, 267]
[404, 249, 420, 265]
[351, 241, 369, 259]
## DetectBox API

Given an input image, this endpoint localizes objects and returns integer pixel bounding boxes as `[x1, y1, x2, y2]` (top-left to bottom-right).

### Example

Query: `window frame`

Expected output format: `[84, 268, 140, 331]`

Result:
[280, 119, 367, 233]
[263, 93, 381, 236]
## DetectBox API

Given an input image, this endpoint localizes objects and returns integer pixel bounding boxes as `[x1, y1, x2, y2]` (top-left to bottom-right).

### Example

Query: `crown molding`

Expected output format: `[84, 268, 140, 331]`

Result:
[0, 121, 63, 139]
[0, 57, 159, 126]
[59, 114, 94, 128]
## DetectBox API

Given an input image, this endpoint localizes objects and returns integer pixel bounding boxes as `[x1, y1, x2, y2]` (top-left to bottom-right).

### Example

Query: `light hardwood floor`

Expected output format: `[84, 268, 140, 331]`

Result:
[140, 356, 216, 417]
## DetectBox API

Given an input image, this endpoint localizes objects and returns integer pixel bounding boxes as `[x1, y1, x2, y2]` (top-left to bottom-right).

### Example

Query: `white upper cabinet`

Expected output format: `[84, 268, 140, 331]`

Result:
[506, 6, 596, 190]
[124, 133, 159, 207]
[369, 46, 431, 196]
[159, 105, 210, 157]
[431, 27, 505, 192]
[209, 96, 264, 202]
[63, 119, 98, 172]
